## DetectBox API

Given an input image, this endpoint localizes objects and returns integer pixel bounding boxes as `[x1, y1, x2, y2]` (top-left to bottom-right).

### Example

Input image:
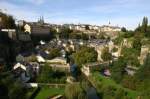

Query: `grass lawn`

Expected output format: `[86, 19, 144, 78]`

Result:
[90, 72, 139, 99]
[35, 87, 64, 99]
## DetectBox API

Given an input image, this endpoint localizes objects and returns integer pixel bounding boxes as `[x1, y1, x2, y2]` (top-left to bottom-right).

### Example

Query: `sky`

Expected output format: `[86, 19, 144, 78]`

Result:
[0, 0, 150, 30]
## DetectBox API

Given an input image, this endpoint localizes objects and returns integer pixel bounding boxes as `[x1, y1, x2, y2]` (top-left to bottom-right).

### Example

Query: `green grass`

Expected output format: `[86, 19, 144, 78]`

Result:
[35, 87, 64, 99]
[90, 72, 139, 99]
[26, 88, 37, 98]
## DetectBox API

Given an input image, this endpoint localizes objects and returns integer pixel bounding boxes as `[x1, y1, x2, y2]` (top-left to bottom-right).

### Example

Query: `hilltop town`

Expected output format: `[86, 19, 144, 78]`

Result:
[0, 11, 150, 99]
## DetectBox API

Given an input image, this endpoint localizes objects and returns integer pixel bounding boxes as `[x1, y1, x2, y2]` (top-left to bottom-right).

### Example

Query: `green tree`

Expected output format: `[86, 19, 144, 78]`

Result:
[0, 75, 27, 99]
[141, 16, 148, 33]
[85, 25, 90, 30]
[0, 12, 16, 29]
[101, 47, 112, 62]
[121, 27, 127, 32]
[111, 57, 126, 83]
[72, 46, 98, 66]
[48, 48, 61, 59]
[121, 47, 140, 67]
[59, 27, 73, 39]
[37, 64, 53, 83]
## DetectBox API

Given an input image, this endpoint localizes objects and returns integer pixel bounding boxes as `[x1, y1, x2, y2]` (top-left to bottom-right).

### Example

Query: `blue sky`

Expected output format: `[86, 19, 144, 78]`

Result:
[0, 0, 150, 29]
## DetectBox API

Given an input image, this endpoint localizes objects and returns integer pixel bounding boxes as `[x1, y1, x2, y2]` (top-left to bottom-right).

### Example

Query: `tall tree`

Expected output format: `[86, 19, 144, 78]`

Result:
[0, 12, 16, 29]
[141, 17, 148, 33]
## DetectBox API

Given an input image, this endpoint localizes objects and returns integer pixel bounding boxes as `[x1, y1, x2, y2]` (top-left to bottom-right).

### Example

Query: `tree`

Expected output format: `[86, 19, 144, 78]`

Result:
[132, 38, 141, 53]
[47, 48, 61, 59]
[0, 74, 27, 99]
[85, 25, 90, 30]
[59, 27, 73, 39]
[0, 12, 16, 29]
[111, 57, 126, 83]
[101, 47, 112, 62]
[72, 46, 98, 66]
[141, 16, 148, 33]
[121, 27, 127, 32]
[121, 47, 140, 67]
[136, 54, 150, 81]
[37, 64, 53, 83]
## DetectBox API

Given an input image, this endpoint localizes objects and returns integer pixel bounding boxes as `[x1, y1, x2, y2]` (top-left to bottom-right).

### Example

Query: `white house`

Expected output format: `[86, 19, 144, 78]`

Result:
[46, 57, 67, 64]
[36, 55, 46, 63]
[13, 63, 30, 82]
[1, 29, 16, 40]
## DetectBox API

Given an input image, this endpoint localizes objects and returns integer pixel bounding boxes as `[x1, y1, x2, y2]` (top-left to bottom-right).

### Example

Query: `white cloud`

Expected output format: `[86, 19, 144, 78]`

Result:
[0, 1, 39, 21]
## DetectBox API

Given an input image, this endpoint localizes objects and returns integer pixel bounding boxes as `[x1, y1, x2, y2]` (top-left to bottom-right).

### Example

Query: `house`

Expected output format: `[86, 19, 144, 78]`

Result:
[24, 23, 50, 36]
[1, 29, 16, 40]
[36, 55, 46, 63]
[13, 62, 40, 82]
[125, 66, 139, 76]
[29, 62, 40, 75]
[81, 62, 109, 76]
[46, 57, 70, 71]
[46, 57, 67, 64]
[100, 25, 121, 32]
[13, 63, 30, 82]
[17, 20, 26, 27]
[18, 32, 31, 41]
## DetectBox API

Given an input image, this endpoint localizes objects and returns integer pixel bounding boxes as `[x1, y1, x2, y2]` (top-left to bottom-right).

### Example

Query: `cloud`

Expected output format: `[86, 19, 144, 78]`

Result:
[0, 1, 39, 21]
[0, 0, 149, 30]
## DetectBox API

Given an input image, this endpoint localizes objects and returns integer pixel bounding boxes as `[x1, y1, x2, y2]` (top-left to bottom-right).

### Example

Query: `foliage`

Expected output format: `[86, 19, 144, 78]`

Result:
[0, 74, 27, 99]
[123, 31, 134, 38]
[59, 27, 73, 39]
[121, 27, 127, 32]
[65, 83, 87, 99]
[49, 27, 57, 39]
[47, 48, 61, 59]
[121, 47, 140, 67]
[72, 46, 98, 66]
[69, 33, 89, 40]
[101, 47, 112, 61]
[122, 75, 137, 90]
[141, 16, 148, 33]
[35, 87, 64, 99]
[37, 64, 66, 83]
[113, 33, 124, 45]
[132, 38, 142, 55]
[111, 57, 127, 83]
[112, 47, 118, 52]
[89, 72, 138, 99]
[0, 12, 16, 29]
[85, 25, 90, 30]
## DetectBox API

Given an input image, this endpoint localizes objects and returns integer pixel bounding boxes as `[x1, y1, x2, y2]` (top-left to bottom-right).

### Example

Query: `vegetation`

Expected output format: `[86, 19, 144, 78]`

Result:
[111, 57, 127, 83]
[47, 48, 61, 59]
[89, 72, 138, 99]
[72, 46, 98, 67]
[0, 12, 16, 29]
[65, 80, 91, 99]
[35, 87, 64, 99]
[101, 47, 112, 61]
[0, 74, 28, 99]
[37, 64, 66, 83]
[121, 47, 140, 67]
